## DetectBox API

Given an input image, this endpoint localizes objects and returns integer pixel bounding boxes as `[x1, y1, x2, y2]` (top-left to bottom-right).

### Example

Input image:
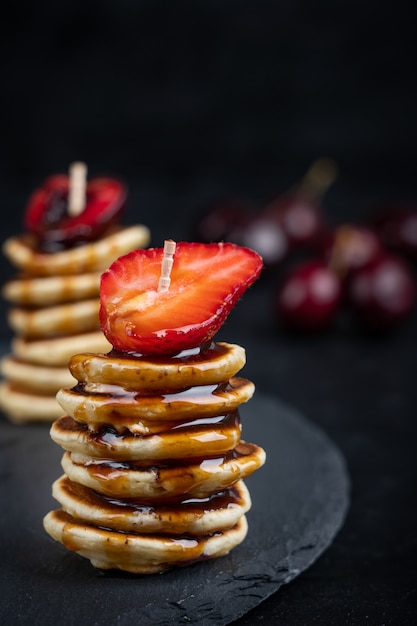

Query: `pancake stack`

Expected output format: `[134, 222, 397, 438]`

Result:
[43, 341, 266, 574]
[0, 225, 150, 423]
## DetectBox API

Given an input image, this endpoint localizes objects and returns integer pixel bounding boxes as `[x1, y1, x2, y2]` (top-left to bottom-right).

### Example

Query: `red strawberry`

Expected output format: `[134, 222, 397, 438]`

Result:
[24, 174, 127, 250]
[99, 241, 263, 355]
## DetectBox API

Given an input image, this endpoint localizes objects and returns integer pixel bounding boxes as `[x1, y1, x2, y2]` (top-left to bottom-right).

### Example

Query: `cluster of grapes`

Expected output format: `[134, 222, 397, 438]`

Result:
[192, 161, 417, 333]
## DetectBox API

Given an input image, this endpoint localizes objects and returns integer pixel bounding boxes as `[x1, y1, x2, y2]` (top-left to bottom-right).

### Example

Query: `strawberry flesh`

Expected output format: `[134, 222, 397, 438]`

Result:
[24, 174, 127, 251]
[99, 242, 263, 355]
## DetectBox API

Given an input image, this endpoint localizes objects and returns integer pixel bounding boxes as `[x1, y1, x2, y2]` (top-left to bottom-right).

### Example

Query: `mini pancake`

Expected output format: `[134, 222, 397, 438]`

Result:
[68, 342, 247, 391]
[56, 377, 254, 431]
[2, 271, 102, 306]
[0, 381, 65, 423]
[61, 442, 266, 499]
[51, 475, 251, 535]
[12, 331, 112, 366]
[0, 355, 75, 394]
[8, 298, 100, 339]
[8, 298, 101, 338]
[50, 412, 242, 460]
[2, 225, 150, 276]
[43, 509, 248, 574]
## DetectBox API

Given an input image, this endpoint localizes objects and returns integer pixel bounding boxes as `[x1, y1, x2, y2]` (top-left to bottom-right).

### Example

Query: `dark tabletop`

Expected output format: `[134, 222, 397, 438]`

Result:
[1, 2, 416, 625]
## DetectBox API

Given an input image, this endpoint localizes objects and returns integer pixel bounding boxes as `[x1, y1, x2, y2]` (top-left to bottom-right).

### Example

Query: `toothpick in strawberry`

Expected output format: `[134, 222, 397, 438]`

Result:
[99, 241, 263, 356]
[24, 162, 127, 250]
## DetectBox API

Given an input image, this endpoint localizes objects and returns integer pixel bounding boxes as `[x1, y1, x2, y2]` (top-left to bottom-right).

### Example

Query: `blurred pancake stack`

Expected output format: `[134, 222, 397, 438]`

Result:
[0, 163, 150, 423]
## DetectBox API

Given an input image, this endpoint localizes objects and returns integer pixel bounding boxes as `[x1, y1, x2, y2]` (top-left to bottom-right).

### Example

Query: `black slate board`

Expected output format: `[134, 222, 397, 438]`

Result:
[0, 393, 349, 626]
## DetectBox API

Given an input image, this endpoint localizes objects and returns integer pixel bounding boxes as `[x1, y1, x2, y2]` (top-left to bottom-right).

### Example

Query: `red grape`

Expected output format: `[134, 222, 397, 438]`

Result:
[370, 204, 417, 261]
[263, 194, 326, 251]
[192, 201, 249, 243]
[228, 215, 289, 268]
[326, 225, 383, 277]
[347, 253, 416, 330]
[275, 260, 342, 331]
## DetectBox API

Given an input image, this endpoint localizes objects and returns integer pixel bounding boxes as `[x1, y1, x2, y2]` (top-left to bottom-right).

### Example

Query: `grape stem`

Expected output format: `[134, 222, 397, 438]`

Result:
[68, 161, 87, 216]
[297, 157, 338, 200]
[158, 239, 177, 292]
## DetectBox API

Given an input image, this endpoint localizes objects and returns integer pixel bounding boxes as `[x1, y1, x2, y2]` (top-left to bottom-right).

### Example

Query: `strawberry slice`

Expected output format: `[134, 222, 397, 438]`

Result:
[24, 174, 127, 250]
[99, 242, 263, 355]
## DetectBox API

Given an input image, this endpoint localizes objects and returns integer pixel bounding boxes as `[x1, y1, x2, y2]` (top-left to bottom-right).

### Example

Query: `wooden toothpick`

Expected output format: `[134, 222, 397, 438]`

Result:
[158, 239, 176, 292]
[68, 161, 88, 216]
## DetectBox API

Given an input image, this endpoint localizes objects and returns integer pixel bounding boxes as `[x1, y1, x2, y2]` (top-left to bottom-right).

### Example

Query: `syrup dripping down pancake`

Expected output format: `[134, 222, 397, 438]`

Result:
[61, 442, 266, 499]
[51, 476, 251, 535]
[43, 509, 248, 574]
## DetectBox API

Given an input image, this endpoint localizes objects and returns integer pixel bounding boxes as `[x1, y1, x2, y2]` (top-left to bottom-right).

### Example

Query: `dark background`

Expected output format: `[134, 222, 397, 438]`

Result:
[1, 1, 417, 220]
[1, 1, 416, 624]
[1, 0, 417, 316]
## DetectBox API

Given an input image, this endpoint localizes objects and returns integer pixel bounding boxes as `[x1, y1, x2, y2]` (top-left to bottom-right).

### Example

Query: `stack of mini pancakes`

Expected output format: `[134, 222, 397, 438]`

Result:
[43, 341, 266, 574]
[0, 225, 150, 423]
